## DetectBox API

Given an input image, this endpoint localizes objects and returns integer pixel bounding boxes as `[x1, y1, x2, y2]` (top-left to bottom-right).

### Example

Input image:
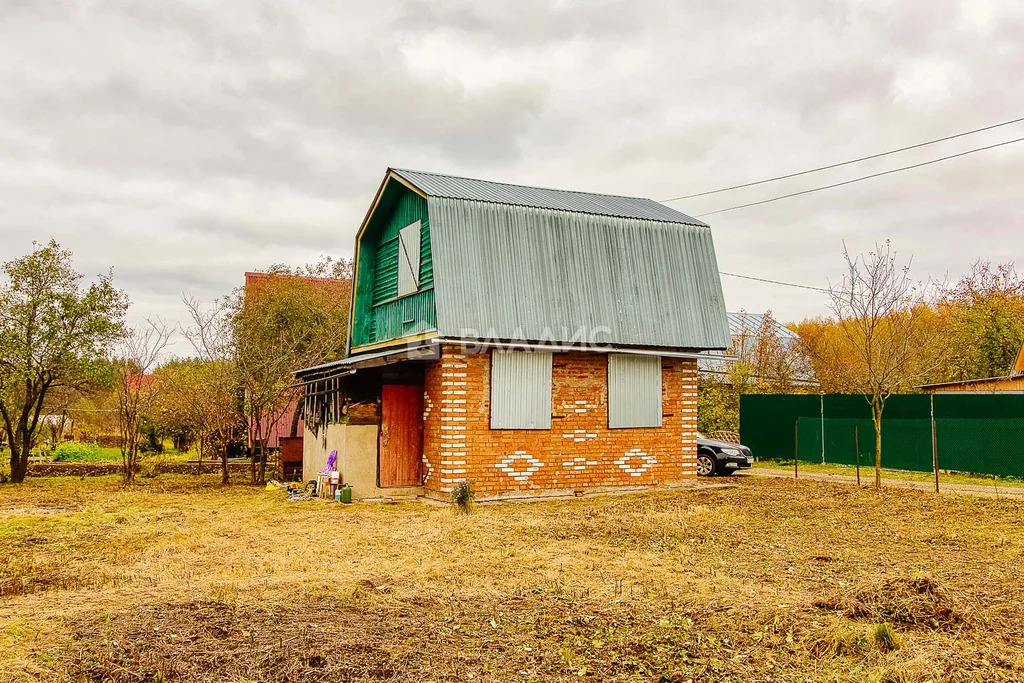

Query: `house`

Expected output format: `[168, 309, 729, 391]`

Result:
[243, 271, 350, 452]
[293, 168, 730, 500]
[698, 312, 816, 387]
[917, 342, 1024, 393]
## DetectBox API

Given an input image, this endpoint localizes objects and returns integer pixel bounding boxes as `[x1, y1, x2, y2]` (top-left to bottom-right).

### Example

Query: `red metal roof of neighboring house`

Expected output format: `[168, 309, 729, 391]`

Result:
[125, 373, 156, 390]
[244, 271, 350, 288]
[243, 270, 351, 308]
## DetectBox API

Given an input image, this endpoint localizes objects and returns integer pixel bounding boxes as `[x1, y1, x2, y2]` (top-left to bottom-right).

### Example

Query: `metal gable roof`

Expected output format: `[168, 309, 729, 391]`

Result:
[427, 197, 731, 350]
[727, 312, 800, 341]
[391, 168, 707, 226]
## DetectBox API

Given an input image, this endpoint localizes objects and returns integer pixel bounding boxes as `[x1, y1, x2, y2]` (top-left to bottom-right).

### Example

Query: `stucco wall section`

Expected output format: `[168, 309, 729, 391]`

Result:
[302, 424, 422, 500]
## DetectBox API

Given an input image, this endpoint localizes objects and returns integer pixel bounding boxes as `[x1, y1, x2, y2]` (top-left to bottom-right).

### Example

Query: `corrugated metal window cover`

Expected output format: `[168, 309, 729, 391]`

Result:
[490, 350, 552, 429]
[608, 354, 662, 428]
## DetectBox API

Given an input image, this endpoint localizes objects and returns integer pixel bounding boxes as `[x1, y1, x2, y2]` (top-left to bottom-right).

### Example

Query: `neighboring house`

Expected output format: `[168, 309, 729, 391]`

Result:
[918, 342, 1024, 393]
[725, 312, 801, 360]
[698, 312, 816, 386]
[294, 168, 730, 500]
[243, 271, 349, 450]
[124, 373, 157, 391]
[249, 392, 300, 451]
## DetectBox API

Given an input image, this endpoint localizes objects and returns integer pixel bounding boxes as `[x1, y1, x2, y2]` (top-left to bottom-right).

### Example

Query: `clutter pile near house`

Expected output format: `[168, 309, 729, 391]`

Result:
[265, 449, 354, 503]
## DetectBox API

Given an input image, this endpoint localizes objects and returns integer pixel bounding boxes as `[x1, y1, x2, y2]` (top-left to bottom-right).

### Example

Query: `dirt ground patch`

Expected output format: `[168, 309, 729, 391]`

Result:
[1, 475, 1024, 681]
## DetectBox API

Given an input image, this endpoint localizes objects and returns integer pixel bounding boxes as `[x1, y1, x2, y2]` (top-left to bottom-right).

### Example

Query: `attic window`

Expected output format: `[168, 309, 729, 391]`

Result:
[396, 220, 422, 297]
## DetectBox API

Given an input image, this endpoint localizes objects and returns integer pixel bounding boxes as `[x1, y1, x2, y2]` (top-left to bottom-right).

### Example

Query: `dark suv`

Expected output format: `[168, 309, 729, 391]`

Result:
[696, 433, 753, 476]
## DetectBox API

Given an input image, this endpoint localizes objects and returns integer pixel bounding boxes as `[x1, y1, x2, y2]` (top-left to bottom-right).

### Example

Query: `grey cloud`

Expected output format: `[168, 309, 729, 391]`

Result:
[1, 0, 1023, 338]
[112, 263, 232, 300]
[177, 216, 348, 251]
[393, 0, 645, 48]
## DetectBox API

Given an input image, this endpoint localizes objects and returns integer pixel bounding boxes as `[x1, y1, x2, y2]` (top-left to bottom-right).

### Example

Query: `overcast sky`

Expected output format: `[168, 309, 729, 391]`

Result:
[2, 0, 1022, 354]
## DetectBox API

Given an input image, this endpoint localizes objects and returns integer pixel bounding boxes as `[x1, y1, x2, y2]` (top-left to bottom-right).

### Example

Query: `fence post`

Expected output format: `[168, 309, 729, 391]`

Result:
[854, 424, 861, 487]
[820, 393, 826, 464]
[794, 420, 799, 480]
[931, 392, 939, 493]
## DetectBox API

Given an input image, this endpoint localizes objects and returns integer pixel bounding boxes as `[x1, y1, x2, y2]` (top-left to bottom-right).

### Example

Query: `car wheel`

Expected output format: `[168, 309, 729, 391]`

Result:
[697, 453, 716, 477]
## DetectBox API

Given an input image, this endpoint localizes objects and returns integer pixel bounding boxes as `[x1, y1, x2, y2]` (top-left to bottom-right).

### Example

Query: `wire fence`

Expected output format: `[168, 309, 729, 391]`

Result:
[740, 393, 1024, 484]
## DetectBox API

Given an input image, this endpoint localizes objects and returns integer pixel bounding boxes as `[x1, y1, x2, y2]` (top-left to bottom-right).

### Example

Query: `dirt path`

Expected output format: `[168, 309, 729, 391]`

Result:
[742, 467, 1024, 499]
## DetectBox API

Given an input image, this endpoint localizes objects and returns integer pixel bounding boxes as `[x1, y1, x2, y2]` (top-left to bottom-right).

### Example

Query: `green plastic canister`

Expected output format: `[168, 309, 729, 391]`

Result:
[340, 484, 352, 504]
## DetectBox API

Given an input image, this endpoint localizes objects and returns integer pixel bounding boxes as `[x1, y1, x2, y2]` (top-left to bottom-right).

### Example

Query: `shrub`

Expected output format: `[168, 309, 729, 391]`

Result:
[137, 453, 170, 479]
[873, 622, 901, 651]
[140, 424, 163, 454]
[451, 480, 475, 515]
[53, 442, 102, 462]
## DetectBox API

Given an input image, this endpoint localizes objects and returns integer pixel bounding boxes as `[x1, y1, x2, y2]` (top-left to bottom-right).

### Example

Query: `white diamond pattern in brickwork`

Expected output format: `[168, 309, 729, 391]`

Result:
[614, 448, 657, 477]
[494, 451, 544, 482]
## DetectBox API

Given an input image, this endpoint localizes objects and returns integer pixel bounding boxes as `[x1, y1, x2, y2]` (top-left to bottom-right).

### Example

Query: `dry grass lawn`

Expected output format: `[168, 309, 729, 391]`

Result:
[1, 475, 1023, 682]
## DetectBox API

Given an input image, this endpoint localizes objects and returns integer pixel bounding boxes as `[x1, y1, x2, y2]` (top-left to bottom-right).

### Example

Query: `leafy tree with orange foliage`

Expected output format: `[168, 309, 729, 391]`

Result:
[231, 257, 352, 483]
[152, 356, 241, 483]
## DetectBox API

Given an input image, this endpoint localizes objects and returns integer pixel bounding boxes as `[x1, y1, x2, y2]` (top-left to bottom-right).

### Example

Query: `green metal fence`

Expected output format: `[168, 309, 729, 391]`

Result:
[740, 393, 1024, 479]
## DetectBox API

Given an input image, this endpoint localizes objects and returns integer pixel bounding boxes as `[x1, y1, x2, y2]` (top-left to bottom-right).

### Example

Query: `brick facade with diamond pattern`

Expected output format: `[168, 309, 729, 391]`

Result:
[421, 344, 698, 499]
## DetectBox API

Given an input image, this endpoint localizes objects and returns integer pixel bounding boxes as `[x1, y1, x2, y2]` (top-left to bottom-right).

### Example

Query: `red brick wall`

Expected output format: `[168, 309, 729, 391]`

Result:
[422, 344, 697, 498]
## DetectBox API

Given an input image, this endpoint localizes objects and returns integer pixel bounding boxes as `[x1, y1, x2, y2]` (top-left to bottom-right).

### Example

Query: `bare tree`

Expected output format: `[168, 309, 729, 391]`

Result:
[182, 295, 241, 484]
[114, 318, 172, 484]
[828, 241, 939, 488]
[182, 296, 233, 362]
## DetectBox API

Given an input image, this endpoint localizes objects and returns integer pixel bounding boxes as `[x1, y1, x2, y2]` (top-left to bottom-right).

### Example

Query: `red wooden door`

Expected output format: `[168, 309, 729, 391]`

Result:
[379, 384, 423, 487]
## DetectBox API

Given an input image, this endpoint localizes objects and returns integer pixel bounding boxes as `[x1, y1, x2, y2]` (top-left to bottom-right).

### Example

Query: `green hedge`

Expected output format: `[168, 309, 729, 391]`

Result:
[53, 441, 103, 462]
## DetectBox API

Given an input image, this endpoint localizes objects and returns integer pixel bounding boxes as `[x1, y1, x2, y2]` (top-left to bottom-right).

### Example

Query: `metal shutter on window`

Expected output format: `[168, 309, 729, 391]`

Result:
[397, 220, 422, 296]
[608, 354, 662, 428]
[490, 350, 552, 429]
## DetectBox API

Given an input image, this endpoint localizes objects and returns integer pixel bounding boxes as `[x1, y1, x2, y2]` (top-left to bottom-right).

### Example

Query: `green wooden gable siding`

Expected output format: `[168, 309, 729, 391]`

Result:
[351, 184, 436, 348]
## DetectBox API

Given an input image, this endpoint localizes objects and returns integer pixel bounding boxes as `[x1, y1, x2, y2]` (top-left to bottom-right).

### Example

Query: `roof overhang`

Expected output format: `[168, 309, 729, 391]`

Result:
[432, 337, 718, 359]
[296, 335, 731, 386]
[916, 376, 1014, 390]
[294, 343, 440, 382]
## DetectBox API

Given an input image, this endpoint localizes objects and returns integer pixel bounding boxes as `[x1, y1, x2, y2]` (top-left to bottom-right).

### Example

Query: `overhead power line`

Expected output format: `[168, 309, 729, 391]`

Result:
[662, 114, 1024, 202]
[693, 135, 1024, 218]
[718, 271, 828, 293]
